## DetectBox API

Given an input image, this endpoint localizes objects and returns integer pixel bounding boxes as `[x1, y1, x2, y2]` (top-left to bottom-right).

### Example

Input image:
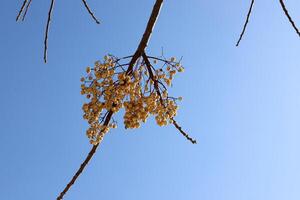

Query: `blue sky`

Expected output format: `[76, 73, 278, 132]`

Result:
[1, 0, 300, 199]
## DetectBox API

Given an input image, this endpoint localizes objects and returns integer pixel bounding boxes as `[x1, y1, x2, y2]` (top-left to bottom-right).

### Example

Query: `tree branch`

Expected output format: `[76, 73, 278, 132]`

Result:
[236, 0, 255, 46]
[21, 0, 32, 21]
[126, 0, 164, 74]
[81, 0, 100, 24]
[16, 0, 28, 21]
[172, 119, 197, 144]
[44, 0, 55, 63]
[56, 111, 113, 200]
[142, 52, 197, 144]
[279, 0, 300, 37]
[56, 1, 195, 199]
[57, 0, 165, 192]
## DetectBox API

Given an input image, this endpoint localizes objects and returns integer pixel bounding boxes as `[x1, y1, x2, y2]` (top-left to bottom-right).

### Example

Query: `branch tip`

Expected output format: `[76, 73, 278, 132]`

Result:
[16, 0, 28, 21]
[21, 0, 32, 21]
[236, 0, 255, 47]
[44, 0, 55, 63]
[82, 0, 100, 24]
[172, 119, 197, 144]
[279, 0, 300, 37]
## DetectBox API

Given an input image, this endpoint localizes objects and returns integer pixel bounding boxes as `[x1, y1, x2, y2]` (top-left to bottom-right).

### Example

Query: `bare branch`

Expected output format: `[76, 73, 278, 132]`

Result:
[16, 0, 28, 21]
[172, 119, 197, 144]
[57, 111, 113, 200]
[21, 0, 32, 21]
[279, 0, 300, 37]
[81, 0, 100, 24]
[236, 0, 255, 46]
[44, 0, 55, 63]
[136, 0, 163, 56]
[126, 0, 164, 74]
[57, 145, 98, 200]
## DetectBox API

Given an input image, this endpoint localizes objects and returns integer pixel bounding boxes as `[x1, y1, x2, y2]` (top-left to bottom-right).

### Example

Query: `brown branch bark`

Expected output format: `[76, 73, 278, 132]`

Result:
[21, 0, 32, 21]
[142, 52, 163, 104]
[236, 0, 255, 46]
[126, 0, 164, 74]
[56, 111, 113, 200]
[81, 0, 100, 24]
[57, 145, 98, 200]
[142, 52, 197, 144]
[44, 0, 55, 63]
[16, 0, 28, 21]
[172, 119, 197, 144]
[57, 2, 164, 197]
[279, 0, 300, 37]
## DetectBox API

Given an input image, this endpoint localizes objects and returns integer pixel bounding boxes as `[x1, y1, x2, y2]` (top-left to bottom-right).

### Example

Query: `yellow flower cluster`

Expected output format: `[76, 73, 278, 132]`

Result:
[81, 55, 184, 144]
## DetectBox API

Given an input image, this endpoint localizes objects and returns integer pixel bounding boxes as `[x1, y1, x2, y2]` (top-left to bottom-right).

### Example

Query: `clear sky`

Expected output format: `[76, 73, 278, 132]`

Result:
[1, 0, 300, 200]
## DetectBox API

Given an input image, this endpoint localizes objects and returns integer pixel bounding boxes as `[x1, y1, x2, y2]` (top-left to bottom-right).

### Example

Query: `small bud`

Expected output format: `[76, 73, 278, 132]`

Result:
[86, 67, 91, 73]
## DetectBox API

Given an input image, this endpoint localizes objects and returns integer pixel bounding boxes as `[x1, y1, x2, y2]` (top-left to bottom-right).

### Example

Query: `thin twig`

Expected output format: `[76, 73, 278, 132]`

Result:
[172, 119, 197, 144]
[236, 0, 255, 46]
[142, 52, 163, 104]
[142, 52, 196, 144]
[81, 0, 100, 24]
[279, 0, 300, 37]
[16, 0, 28, 21]
[44, 0, 55, 63]
[57, 111, 113, 200]
[22, 0, 32, 21]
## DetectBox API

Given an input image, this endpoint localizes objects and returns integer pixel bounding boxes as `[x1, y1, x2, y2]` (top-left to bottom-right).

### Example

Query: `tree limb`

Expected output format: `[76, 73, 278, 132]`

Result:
[279, 0, 300, 37]
[16, 0, 28, 21]
[126, 0, 164, 74]
[44, 0, 55, 63]
[56, 111, 113, 200]
[236, 0, 255, 46]
[56, 2, 164, 197]
[56, 1, 196, 199]
[172, 119, 197, 144]
[21, 0, 32, 21]
[142, 52, 197, 144]
[81, 0, 100, 24]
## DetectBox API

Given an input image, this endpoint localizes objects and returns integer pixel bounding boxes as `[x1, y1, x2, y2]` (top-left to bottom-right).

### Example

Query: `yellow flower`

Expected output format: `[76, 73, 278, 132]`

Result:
[81, 54, 184, 144]
[178, 67, 184, 72]
[86, 67, 91, 73]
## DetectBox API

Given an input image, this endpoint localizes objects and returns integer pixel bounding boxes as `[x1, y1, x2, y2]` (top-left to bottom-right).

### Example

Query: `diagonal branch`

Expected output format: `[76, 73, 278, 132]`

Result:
[57, 0, 164, 192]
[279, 0, 300, 37]
[81, 0, 100, 24]
[56, 1, 194, 199]
[142, 52, 197, 144]
[44, 0, 55, 63]
[57, 145, 98, 200]
[16, 0, 28, 21]
[126, 0, 164, 74]
[172, 119, 197, 144]
[56, 110, 113, 200]
[236, 0, 255, 46]
[21, 0, 32, 21]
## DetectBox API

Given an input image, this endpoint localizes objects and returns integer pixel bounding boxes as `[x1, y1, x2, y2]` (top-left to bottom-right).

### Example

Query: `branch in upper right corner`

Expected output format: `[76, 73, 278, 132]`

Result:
[279, 0, 300, 37]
